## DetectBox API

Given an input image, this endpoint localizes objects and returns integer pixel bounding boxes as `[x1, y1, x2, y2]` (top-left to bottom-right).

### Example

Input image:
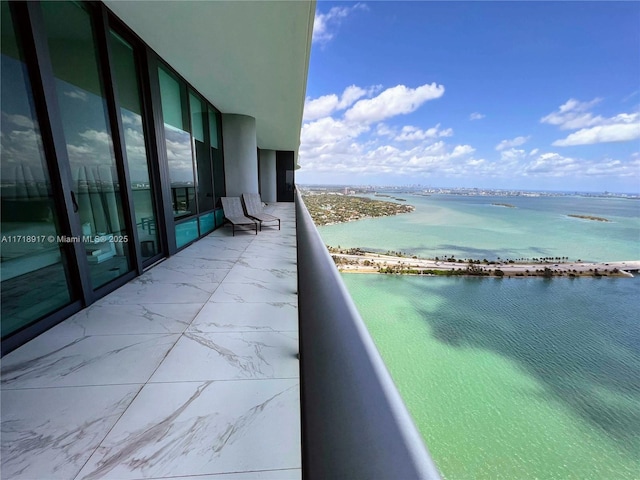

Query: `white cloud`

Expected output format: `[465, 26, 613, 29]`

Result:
[299, 84, 640, 187]
[0, 128, 45, 171]
[79, 129, 111, 144]
[451, 145, 475, 158]
[552, 122, 640, 146]
[394, 124, 453, 142]
[303, 85, 372, 121]
[469, 112, 485, 121]
[313, 3, 367, 44]
[495, 135, 530, 151]
[520, 151, 639, 180]
[64, 89, 88, 102]
[540, 98, 603, 129]
[525, 152, 579, 176]
[300, 116, 369, 146]
[344, 83, 445, 124]
[64, 129, 118, 168]
[338, 85, 368, 109]
[299, 126, 480, 178]
[122, 112, 143, 127]
[2, 113, 36, 130]
[500, 148, 527, 161]
[542, 98, 640, 146]
[375, 123, 395, 137]
[303, 94, 340, 121]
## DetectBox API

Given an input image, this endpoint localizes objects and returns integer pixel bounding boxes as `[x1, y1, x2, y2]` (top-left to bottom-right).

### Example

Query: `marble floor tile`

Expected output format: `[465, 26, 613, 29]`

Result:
[235, 256, 298, 274]
[1, 333, 179, 389]
[158, 255, 236, 271]
[243, 243, 297, 260]
[99, 282, 216, 305]
[208, 282, 297, 304]
[149, 331, 299, 382]
[213, 225, 259, 238]
[147, 469, 301, 479]
[1, 384, 140, 480]
[188, 302, 298, 333]
[133, 264, 230, 285]
[76, 379, 300, 479]
[52, 303, 202, 336]
[246, 234, 296, 245]
[190, 235, 254, 249]
[223, 264, 297, 291]
[3, 203, 300, 479]
[175, 245, 248, 261]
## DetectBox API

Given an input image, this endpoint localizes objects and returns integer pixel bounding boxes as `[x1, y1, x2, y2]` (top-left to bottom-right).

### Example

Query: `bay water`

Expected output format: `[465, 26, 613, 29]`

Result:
[316, 194, 640, 479]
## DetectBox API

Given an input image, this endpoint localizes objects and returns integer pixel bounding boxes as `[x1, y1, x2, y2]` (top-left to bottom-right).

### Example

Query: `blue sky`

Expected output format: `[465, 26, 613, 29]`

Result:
[297, 1, 640, 193]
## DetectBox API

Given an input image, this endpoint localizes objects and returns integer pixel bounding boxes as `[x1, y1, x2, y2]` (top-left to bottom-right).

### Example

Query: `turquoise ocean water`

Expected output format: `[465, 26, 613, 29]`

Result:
[316, 194, 640, 479]
[319, 194, 639, 262]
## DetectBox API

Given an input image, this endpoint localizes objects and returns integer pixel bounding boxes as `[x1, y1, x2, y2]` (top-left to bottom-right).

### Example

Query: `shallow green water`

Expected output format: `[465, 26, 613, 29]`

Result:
[316, 195, 640, 479]
[343, 274, 640, 479]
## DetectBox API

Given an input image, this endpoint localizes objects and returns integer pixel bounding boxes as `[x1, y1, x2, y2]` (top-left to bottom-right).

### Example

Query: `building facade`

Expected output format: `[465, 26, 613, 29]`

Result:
[1, 0, 314, 354]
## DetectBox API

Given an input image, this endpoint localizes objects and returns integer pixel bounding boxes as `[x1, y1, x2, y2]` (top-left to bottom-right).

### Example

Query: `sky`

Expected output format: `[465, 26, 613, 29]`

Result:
[296, 1, 640, 193]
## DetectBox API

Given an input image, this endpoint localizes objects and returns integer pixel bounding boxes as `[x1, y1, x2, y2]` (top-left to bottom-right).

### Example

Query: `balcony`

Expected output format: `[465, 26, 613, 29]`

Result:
[1, 198, 439, 479]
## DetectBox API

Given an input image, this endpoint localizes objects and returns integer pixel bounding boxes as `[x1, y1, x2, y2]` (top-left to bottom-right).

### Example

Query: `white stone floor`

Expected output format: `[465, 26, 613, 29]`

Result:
[1, 203, 301, 480]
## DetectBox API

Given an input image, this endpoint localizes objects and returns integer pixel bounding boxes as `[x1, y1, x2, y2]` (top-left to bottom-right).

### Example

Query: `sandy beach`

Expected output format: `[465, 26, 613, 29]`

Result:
[331, 252, 640, 278]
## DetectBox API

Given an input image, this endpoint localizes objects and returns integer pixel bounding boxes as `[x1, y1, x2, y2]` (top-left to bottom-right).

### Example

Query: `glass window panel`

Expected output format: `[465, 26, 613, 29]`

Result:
[198, 212, 215, 236]
[175, 219, 198, 249]
[42, 1, 132, 289]
[208, 108, 219, 149]
[110, 31, 160, 261]
[189, 93, 204, 142]
[214, 208, 225, 228]
[1, 1, 73, 337]
[191, 93, 213, 213]
[159, 66, 195, 219]
[158, 67, 186, 131]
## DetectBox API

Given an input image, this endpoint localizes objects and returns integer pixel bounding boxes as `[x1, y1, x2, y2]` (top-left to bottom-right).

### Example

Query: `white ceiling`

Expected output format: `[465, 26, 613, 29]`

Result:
[104, 0, 315, 154]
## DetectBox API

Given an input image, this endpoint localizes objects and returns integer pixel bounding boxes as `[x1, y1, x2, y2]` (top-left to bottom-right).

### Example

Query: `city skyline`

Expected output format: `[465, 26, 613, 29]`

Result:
[297, 1, 640, 194]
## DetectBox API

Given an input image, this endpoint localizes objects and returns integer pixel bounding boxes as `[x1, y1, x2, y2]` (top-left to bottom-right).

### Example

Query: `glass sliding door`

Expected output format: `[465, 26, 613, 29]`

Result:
[158, 66, 195, 221]
[41, 1, 132, 289]
[190, 92, 216, 236]
[0, 1, 74, 337]
[109, 31, 161, 262]
[158, 66, 201, 248]
[190, 93, 214, 214]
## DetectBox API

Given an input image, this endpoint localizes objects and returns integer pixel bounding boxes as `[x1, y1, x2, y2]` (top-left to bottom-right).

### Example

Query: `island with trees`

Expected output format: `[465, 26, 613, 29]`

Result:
[568, 214, 610, 222]
[302, 192, 414, 226]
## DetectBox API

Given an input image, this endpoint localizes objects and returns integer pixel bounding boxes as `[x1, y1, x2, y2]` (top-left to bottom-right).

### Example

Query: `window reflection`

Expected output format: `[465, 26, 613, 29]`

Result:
[159, 67, 196, 219]
[42, 1, 131, 288]
[110, 31, 160, 260]
[1, 1, 72, 337]
[191, 93, 214, 213]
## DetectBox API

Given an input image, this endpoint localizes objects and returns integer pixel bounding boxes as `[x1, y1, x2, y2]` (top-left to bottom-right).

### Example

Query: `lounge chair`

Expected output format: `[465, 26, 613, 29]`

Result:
[242, 193, 281, 231]
[220, 197, 258, 235]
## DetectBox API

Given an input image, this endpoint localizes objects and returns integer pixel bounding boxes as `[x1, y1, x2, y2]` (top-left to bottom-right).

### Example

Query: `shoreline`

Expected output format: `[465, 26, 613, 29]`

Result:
[330, 250, 640, 278]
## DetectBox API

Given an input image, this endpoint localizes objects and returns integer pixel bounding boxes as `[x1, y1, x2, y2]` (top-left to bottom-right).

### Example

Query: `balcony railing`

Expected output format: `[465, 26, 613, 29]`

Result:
[295, 190, 441, 479]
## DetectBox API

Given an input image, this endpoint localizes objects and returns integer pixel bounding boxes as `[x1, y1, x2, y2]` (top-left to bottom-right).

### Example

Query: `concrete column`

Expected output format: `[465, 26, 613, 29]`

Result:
[259, 149, 277, 203]
[221, 113, 258, 197]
